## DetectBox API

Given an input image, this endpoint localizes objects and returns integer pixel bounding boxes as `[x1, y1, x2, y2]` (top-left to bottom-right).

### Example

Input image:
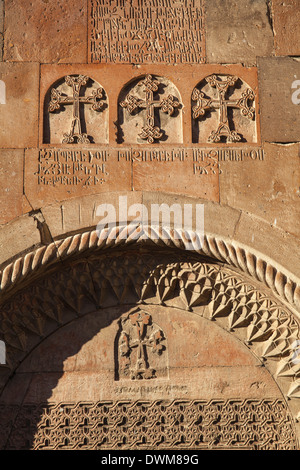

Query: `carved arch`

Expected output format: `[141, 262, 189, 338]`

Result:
[0, 224, 300, 447]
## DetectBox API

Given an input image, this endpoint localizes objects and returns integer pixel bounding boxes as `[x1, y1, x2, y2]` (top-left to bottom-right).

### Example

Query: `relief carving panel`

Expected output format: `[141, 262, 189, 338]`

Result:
[1, 399, 296, 450]
[117, 309, 167, 380]
[192, 74, 257, 143]
[118, 74, 182, 144]
[43, 74, 108, 145]
[0, 249, 299, 449]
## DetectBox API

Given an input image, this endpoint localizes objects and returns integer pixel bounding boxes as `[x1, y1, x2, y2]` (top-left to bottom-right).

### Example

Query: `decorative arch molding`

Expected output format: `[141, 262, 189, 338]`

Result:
[0, 227, 300, 445]
[0, 223, 300, 315]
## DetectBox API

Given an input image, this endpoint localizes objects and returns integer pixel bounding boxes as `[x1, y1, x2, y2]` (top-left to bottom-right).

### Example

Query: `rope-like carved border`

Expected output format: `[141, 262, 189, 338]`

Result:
[1, 224, 300, 312]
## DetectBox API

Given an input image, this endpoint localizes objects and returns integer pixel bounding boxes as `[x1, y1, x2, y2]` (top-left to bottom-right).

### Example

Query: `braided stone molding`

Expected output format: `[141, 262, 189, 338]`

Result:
[0, 223, 300, 314]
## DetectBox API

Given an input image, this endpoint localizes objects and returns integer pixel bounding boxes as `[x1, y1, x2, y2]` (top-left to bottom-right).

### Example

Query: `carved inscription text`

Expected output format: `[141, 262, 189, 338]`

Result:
[90, 0, 206, 64]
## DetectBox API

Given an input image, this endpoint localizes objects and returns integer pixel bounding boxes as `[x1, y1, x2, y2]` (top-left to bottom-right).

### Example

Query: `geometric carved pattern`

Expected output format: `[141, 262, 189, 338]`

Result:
[0, 226, 299, 314]
[0, 399, 296, 450]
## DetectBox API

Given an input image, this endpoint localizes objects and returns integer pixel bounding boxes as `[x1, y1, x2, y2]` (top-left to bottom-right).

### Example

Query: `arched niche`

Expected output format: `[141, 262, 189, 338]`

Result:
[0, 244, 299, 450]
[191, 74, 257, 144]
[117, 74, 183, 144]
[43, 74, 109, 145]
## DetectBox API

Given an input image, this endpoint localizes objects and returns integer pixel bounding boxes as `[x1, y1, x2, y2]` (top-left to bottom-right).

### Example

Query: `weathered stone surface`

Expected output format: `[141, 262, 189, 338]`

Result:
[234, 210, 300, 281]
[219, 143, 300, 239]
[4, 0, 87, 63]
[0, 215, 41, 267]
[272, 0, 300, 56]
[0, 63, 39, 148]
[0, 150, 24, 225]
[258, 57, 300, 142]
[0, 0, 300, 452]
[0, 1, 3, 30]
[40, 192, 144, 239]
[132, 151, 219, 201]
[206, 0, 274, 66]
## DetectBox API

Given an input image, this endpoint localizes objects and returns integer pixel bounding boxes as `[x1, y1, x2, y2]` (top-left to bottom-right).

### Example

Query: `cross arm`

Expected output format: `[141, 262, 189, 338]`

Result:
[192, 88, 213, 119]
[120, 94, 145, 114]
[80, 87, 105, 111]
[48, 89, 74, 112]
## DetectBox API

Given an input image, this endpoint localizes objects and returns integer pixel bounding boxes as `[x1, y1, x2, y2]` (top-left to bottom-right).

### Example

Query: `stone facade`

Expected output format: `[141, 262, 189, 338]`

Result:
[0, 0, 299, 450]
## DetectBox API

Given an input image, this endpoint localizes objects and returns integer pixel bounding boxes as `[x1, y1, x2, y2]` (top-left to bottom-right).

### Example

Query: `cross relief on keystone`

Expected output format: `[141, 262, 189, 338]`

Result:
[192, 74, 255, 143]
[48, 75, 105, 144]
[120, 74, 181, 144]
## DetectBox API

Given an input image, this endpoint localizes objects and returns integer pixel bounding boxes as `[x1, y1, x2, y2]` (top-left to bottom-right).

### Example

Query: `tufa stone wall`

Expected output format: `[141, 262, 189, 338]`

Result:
[0, 0, 300, 451]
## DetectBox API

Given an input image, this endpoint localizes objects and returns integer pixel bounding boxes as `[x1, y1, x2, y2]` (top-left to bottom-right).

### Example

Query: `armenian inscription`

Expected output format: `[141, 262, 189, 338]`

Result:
[36, 147, 265, 187]
[89, 0, 206, 64]
[37, 149, 109, 187]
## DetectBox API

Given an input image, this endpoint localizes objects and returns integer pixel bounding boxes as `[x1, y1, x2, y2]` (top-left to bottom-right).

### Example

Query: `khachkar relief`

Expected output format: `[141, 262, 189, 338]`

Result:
[117, 309, 167, 380]
[192, 74, 256, 143]
[118, 74, 182, 143]
[44, 75, 108, 145]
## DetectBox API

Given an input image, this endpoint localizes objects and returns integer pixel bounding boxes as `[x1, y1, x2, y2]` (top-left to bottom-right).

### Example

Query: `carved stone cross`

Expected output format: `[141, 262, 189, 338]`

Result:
[48, 75, 105, 144]
[120, 74, 180, 143]
[192, 74, 255, 143]
[119, 310, 165, 380]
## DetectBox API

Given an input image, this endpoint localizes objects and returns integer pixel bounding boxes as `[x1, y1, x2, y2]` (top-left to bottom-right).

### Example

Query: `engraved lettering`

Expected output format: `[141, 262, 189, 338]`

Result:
[90, 0, 205, 64]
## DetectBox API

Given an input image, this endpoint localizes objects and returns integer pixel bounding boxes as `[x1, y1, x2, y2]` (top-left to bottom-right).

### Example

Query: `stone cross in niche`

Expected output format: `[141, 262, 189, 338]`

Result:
[119, 310, 166, 380]
[192, 74, 255, 143]
[120, 74, 180, 143]
[48, 75, 105, 144]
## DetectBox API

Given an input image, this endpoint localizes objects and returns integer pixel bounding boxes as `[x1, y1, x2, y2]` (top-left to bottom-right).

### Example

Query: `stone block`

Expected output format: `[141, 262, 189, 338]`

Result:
[0, 149, 24, 225]
[89, 0, 206, 65]
[24, 148, 132, 211]
[3, 0, 87, 63]
[0, 62, 39, 148]
[132, 151, 219, 202]
[0, 215, 41, 267]
[141, 193, 242, 240]
[258, 57, 300, 142]
[40, 191, 144, 240]
[206, 0, 274, 66]
[272, 0, 300, 56]
[234, 211, 300, 281]
[219, 143, 300, 239]
[39, 63, 259, 147]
